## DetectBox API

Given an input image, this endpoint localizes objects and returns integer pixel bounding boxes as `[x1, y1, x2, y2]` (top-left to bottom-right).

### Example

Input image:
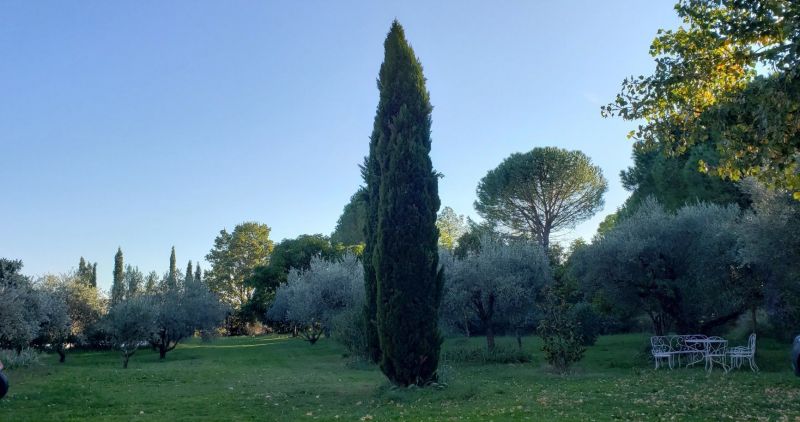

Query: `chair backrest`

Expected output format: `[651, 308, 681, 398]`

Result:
[651, 336, 670, 353]
[748, 333, 756, 352]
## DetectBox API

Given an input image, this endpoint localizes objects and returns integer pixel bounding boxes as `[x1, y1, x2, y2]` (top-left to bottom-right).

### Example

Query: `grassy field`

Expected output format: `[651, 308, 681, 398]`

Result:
[1, 334, 799, 421]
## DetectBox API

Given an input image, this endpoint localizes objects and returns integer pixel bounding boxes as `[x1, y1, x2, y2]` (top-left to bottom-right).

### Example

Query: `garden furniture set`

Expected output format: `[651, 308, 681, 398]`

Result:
[650, 333, 758, 373]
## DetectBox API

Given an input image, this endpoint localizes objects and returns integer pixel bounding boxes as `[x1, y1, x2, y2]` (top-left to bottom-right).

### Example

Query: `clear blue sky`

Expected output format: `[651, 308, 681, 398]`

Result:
[0, 1, 679, 290]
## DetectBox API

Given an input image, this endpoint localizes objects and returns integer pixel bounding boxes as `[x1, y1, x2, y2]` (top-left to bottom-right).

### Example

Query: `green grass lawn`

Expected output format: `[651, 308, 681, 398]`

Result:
[1, 334, 798, 421]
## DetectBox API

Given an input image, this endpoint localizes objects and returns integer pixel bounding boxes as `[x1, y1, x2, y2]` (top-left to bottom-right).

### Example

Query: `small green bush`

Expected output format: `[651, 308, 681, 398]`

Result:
[331, 306, 369, 359]
[0, 348, 40, 369]
[570, 302, 601, 346]
[538, 287, 585, 373]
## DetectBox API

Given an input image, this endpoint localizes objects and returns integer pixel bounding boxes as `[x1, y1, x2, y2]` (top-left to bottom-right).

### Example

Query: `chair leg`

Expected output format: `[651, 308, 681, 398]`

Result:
[749, 357, 759, 372]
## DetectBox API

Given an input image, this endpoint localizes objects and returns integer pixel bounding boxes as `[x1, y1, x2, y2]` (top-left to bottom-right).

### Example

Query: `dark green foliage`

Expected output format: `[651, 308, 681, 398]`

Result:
[538, 286, 585, 373]
[246, 234, 339, 323]
[124, 265, 143, 298]
[111, 248, 125, 306]
[367, 21, 443, 386]
[570, 302, 601, 346]
[571, 200, 746, 335]
[739, 182, 800, 338]
[185, 260, 194, 285]
[78, 257, 87, 280]
[167, 246, 178, 289]
[442, 345, 532, 364]
[205, 222, 274, 314]
[475, 147, 607, 249]
[363, 153, 381, 362]
[453, 218, 496, 259]
[620, 142, 750, 217]
[77, 257, 98, 286]
[194, 263, 202, 284]
[603, 0, 800, 195]
[331, 188, 367, 246]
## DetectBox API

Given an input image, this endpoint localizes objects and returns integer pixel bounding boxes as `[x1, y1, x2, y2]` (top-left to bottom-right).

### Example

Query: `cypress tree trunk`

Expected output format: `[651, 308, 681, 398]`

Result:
[370, 20, 443, 386]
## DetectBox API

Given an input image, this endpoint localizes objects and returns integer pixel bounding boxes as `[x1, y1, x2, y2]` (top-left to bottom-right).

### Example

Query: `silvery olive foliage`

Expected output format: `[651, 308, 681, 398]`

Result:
[738, 181, 800, 336]
[572, 198, 745, 335]
[268, 253, 364, 344]
[148, 278, 228, 359]
[32, 277, 72, 362]
[441, 236, 552, 352]
[104, 296, 156, 368]
[0, 260, 49, 352]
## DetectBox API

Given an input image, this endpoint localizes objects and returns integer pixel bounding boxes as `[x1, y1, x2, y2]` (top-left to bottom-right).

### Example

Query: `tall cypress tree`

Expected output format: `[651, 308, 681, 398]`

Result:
[194, 262, 202, 284]
[111, 247, 125, 306]
[369, 20, 442, 386]
[91, 263, 97, 287]
[167, 246, 178, 289]
[185, 260, 194, 285]
[364, 133, 382, 363]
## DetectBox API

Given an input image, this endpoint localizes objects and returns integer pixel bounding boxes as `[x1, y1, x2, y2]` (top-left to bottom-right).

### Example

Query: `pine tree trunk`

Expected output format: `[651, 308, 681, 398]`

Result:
[57, 349, 66, 363]
[751, 307, 758, 333]
[516, 329, 523, 350]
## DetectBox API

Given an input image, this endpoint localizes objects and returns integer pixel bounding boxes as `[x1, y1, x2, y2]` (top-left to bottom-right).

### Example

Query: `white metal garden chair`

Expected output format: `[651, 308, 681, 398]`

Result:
[728, 333, 759, 372]
[651, 336, 673, 369]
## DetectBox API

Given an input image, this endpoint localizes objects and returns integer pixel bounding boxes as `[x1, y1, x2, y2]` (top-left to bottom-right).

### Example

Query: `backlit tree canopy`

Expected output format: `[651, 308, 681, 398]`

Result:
[603, 0, 800, 196]
[205, 222, 274, 309]
[475, 147, 607, 249]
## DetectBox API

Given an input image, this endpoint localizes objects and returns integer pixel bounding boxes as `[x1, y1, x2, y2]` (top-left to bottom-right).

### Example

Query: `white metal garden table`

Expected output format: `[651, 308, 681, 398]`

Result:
[685, 337, 729, 373]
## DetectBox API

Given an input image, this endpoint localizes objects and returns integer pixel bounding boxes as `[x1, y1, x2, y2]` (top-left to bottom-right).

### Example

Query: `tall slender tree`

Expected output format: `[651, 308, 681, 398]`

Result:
[91, 263, 97, 287]
[167, 246, 178, 289]
[367, 20, 443, 386]
[363, 158, 381, 362]
[194, 263, 202, 284]
[111, 247, 125, 306]
[185, 260, 194, 285]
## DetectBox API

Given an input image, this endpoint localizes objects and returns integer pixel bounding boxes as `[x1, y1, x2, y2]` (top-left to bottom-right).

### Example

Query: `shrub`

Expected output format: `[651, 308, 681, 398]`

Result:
[331, 306, 368, 359]
[0, 348, 40, 369]
[267, 254, 363, 345]
[570, 302, 601, 346]
[538, 287, 585, 373]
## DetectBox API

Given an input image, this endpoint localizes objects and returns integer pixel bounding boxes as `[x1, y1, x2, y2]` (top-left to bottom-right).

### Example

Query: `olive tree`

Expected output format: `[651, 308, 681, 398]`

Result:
[33, 277, 72, 362]
[442, 237, 551, 352]
[268, 254, 364, 344]
[104, 296, 155, 368]
[0, 260, 46, 353]
[150, 279, 227, 359]
[572, 199, 746, 335]
[738, 181, 800, 336]
[475, 147, 607, 249]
